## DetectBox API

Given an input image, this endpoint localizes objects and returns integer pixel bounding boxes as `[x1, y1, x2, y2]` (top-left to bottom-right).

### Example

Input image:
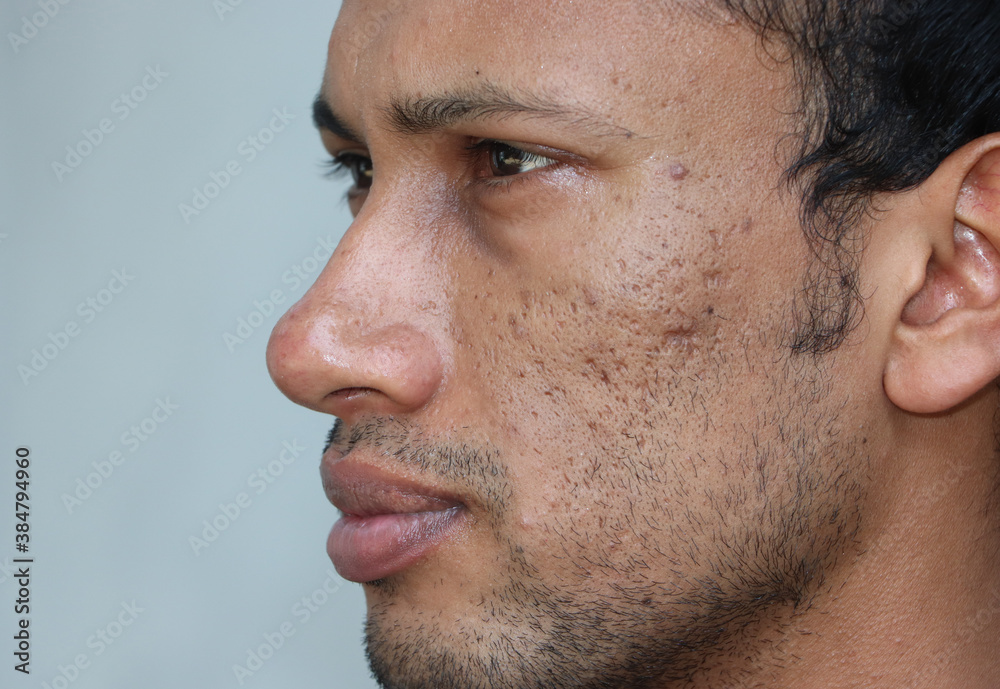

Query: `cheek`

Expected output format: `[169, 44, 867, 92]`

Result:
[475, 215, 750, 411]
[443, 171, 811, 537]
[451, 229, 741, 504]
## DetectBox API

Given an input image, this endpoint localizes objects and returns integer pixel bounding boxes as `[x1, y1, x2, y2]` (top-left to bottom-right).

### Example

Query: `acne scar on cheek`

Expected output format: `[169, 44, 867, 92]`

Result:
[669, 163, 689, 181]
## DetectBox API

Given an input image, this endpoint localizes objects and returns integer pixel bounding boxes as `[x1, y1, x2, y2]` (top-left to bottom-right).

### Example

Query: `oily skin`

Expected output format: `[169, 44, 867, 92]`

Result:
[266, 1, 904, 687]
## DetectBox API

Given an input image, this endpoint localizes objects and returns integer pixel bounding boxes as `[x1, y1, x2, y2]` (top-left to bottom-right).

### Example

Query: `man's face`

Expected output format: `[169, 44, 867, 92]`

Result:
[267, 1, 880, 687]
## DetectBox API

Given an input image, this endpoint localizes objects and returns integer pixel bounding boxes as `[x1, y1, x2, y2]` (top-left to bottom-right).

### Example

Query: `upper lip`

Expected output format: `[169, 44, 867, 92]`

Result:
[320, 451, 465, 517]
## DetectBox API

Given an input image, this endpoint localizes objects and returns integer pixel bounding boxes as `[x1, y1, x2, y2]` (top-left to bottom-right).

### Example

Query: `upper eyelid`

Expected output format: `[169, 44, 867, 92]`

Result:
[326, 144, 371, 159]
[322, 139, 567, 182]
[469, 138, 561, 159]
[327, 136, 561, 158]
[322, 156, 348, 177]
[323, 151, 365, 171]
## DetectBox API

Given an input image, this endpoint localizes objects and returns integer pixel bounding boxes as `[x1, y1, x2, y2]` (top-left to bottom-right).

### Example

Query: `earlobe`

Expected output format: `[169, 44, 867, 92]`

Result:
[885, 142, 1000, 414]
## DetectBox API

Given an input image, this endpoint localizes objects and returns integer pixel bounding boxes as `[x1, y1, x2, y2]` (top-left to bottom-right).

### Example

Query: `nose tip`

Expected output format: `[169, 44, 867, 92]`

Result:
[266, 296, 444, 422]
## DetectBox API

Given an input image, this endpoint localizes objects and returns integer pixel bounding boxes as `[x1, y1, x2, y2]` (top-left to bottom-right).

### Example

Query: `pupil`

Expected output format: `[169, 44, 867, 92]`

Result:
[353, 159, 373, 189]
[491, 144, 527, 176]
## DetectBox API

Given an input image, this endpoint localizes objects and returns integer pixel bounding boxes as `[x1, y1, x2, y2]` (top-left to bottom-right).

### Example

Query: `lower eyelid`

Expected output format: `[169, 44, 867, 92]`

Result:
[476, 168, 552, 194]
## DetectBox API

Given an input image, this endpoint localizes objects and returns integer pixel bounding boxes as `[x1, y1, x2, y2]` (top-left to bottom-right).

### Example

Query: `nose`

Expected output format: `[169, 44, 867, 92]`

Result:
[266, 215, 446, 425]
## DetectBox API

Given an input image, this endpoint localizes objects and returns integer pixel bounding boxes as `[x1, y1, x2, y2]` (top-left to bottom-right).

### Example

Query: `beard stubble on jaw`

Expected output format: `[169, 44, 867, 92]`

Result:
[334, 345, 867, 689]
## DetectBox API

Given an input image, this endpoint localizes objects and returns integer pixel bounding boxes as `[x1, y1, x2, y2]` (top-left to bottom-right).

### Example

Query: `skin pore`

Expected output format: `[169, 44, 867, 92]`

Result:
[266, 1, 1000, 687]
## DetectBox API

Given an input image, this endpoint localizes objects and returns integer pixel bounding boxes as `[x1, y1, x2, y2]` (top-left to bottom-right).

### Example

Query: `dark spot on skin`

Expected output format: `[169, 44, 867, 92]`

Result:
[669, 163, 689, 181]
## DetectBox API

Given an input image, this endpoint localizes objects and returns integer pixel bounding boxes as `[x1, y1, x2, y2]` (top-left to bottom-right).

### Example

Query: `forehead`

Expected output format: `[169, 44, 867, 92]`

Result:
[332, 0, 697, 76]
[325, 0, 771, 137]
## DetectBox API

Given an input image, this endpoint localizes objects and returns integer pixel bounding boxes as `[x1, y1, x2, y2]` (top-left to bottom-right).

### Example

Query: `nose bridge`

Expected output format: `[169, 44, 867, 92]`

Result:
[326, 187, 455, 329]
[267, 197, 449, 419]
[332, 198, 439, 313]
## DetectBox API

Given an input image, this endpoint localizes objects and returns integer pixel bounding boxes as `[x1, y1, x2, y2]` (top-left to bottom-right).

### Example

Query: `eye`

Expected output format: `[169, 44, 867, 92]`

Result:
[325, 153, 374, 190]
[470, 140, 557, 178]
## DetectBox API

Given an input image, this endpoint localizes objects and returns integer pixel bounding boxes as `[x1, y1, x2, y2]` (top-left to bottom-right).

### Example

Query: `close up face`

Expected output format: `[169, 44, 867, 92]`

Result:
[266, 1, 891, 687]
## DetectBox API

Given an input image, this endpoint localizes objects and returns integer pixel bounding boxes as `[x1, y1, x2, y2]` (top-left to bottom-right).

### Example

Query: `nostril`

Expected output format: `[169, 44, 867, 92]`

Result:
[329, 387, 375, 402]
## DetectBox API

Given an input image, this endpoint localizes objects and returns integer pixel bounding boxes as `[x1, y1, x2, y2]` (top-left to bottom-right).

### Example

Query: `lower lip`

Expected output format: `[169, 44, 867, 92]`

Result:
[327, 507, 464, 583]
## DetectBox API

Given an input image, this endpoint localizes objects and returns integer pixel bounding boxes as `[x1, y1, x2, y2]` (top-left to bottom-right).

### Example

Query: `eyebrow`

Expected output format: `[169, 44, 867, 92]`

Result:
[313, 93, 364, 143]
[312, 83, 636, 142]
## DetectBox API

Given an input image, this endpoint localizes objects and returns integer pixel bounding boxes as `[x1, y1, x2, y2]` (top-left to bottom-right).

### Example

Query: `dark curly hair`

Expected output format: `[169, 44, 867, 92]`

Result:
[717, 0, 1000, 353]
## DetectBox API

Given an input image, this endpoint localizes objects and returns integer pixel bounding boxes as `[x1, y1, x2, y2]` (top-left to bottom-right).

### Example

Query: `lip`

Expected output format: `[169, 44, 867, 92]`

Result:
[321, 456, 467, 583]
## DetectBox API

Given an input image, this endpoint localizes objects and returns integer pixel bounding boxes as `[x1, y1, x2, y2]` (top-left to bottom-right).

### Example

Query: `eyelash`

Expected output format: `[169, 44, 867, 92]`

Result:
[322, 153, 368, 180]
[321, 140, 558, 193]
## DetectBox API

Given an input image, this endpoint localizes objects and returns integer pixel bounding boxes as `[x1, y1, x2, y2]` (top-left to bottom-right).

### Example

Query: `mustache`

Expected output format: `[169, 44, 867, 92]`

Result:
[321, 416, 512, 527]
[324, 418, 345, 455]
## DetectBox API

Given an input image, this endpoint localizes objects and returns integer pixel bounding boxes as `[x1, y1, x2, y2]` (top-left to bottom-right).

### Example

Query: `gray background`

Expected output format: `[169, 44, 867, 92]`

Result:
[1, 1, 380, 687]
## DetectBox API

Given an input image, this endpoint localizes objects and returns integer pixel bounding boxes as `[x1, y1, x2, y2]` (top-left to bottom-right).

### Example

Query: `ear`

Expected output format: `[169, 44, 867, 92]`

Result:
[884, 137, 1000, 414]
